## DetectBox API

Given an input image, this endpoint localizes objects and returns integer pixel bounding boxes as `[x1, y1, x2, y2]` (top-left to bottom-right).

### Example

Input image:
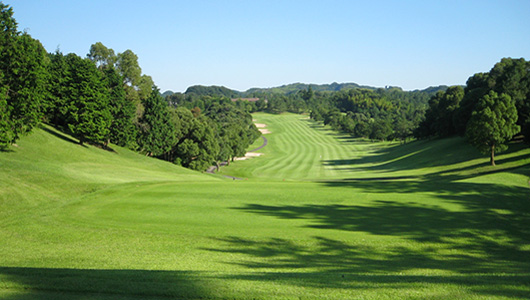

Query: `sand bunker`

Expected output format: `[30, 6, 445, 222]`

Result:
[254, 123, 270, 134]
[234, 152, 263, 161]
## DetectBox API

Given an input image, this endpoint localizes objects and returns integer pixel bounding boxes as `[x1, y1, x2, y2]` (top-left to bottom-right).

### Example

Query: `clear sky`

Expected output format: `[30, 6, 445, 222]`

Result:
[7, 0, 530, 93]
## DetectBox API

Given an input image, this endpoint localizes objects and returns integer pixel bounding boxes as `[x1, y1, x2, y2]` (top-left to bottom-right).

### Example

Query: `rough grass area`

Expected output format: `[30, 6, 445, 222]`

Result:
[1, 117, 530, 299]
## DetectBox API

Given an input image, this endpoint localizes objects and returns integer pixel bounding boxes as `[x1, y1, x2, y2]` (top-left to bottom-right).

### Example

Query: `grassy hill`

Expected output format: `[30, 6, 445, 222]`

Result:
[1, 118, 530, 299]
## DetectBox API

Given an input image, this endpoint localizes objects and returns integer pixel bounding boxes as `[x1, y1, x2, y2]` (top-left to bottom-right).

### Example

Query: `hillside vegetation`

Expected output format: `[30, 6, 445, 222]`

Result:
[1, 114, 530, 299]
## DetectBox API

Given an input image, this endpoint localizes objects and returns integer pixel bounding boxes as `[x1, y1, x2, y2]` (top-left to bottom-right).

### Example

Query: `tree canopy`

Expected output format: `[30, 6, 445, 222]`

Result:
[465, 91, 519, 165]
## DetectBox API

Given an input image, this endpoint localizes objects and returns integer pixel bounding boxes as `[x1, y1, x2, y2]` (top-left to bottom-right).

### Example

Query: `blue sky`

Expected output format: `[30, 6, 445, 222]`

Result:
[8, 0, 530, 93]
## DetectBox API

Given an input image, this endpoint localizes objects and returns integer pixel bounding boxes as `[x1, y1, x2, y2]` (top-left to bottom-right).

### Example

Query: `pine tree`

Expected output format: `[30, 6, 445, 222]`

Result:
[64, 54, 111, 145]
[0, 3, 48, 148]
[102, 67, 137, 148]
[137, 86, 175, 156]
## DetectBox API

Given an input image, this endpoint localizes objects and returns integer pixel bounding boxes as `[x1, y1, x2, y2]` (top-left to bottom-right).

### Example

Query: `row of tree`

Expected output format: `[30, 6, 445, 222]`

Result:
[415, 58, 529, 165]
[0, 3, 260, 171]
[307, 88, 426, 142]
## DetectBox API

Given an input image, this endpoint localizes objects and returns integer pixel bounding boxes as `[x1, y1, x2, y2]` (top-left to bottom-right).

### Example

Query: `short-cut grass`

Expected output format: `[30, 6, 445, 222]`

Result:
[1, 116, 529, 299]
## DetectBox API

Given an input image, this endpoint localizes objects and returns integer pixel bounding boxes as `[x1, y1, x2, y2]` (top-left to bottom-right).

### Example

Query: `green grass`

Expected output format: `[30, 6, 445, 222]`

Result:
[1, 117, 530, 299]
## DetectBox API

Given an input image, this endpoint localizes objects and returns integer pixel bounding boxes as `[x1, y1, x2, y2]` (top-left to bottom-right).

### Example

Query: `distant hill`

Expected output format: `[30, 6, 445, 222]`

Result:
[245, 82, 378, 95]
[184, 85, 242, 98]
[161, 90, 175, 97]
[166, 82, 450, 98]
[414, 85, 451, 94]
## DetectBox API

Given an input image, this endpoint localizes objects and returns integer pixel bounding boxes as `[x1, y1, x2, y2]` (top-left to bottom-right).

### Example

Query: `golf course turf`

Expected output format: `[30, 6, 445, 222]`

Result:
[1, 113, 530, 299]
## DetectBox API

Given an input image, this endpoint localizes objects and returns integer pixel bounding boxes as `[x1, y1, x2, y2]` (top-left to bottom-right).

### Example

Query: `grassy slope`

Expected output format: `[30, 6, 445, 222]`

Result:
[1, 118, 530, 299]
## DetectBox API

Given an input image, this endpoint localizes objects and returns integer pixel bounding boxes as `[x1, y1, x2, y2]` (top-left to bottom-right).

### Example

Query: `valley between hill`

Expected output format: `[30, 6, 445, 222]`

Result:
[1, 114, 529, 299]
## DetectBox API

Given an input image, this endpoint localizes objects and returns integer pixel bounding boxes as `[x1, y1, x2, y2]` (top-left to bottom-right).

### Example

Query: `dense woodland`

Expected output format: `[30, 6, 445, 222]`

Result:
[1, 3, 529, 170]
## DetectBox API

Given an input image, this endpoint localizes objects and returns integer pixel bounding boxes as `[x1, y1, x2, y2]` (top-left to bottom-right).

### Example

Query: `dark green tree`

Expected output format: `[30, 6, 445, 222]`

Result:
[45, 51, 70, 127]
[488, 58, 530, 139]
[137, 86, 175, 156]
[63, 54, 111, 145]
[453, 72, 491, 135]
[0, 3, 48, 148]
[102, 67, 137, 148]
[175, 116, 219, 170]
[465, 91, 519, 166]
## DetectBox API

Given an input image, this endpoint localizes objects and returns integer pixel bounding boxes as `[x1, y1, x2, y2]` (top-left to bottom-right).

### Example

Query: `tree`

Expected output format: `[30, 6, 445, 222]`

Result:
[87, 42, 116, 69]
[102, 67, 137, 148]
[137, 86, 175, 156]
[45, 51, 70, 127]
[63, 54, 111, 145]
[489, 58, 530, 134]
[465, 91, 519, 166]
[453, 72, 491, 135]
[0, 3, 48, 148]
[116, 49, 141, 86]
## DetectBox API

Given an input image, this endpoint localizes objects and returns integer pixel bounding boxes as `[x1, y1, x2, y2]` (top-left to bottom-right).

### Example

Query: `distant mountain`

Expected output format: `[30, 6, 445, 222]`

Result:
[161, 90, 175, 97]
[184, 85, 242, 98]
[168, 82, 450, 98]
[245, 82, 379, 95]
[414, 85, 450, 95]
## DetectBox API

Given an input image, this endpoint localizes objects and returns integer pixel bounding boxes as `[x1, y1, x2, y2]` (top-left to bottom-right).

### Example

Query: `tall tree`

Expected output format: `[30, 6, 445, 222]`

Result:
[87, 42, 116, 69]
[116, 49, 141, 86]
[64, 54, 111, 145]
[489, 58, 530, 133]
[0, 3, 48, 148]
[465, 91, 519, 166]
[137, 86, 175, 156]
[102, 67, 137, 148]
[453, 72, 491, 135]
[45, 51, 70, 127]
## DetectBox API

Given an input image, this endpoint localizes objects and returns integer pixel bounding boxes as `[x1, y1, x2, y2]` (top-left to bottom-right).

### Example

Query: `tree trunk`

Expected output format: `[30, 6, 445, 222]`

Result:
[490, 144, 496, 166]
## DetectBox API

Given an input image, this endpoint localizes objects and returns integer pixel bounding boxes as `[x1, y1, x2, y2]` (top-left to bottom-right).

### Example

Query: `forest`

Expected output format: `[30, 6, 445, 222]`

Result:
[1, 2, 529, 170]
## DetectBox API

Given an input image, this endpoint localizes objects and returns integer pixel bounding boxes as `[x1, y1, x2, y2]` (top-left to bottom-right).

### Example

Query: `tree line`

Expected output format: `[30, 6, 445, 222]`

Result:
[0, 3, 260, 171]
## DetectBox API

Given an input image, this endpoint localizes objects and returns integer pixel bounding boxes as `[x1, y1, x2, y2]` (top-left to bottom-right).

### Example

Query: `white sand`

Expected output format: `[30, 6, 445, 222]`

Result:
[234, 152, 263, 161]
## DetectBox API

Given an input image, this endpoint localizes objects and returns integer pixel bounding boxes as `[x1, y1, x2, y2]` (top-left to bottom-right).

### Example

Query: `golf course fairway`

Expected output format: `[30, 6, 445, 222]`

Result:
[1, 113, 530, 299]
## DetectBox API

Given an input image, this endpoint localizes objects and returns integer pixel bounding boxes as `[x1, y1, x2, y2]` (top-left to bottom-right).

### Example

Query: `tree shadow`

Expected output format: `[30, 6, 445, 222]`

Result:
[323, 136, 530, 175]
[40, 125, 117, 153]
[0, 267, 213, 299]
[40, 125, 86, 148]
[205, 235, 530, 298]
[211, 174, 530, 297]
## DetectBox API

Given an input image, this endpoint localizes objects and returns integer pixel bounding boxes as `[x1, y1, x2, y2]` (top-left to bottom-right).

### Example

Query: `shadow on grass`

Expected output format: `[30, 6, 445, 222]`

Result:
[231, 177, 530, 265]
[323, 136, 530, 175]
[40, 125, 83, 147]
[40, 125, 118, 153]
[206, 234, 530, 298]
[0, 267, 213, 300]
[213, 163, 530, 297]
